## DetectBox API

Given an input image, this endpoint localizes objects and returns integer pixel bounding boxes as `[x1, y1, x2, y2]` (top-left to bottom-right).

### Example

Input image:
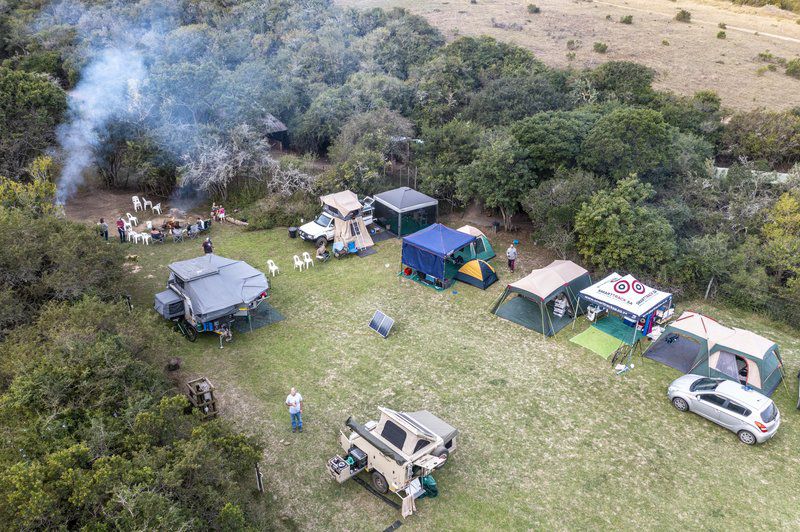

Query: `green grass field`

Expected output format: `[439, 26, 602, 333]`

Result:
[128, 224, 800, 530]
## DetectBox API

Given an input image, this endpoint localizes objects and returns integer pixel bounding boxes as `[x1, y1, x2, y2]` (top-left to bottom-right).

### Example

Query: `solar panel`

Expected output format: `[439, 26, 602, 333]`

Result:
[369, 310, 395, 338]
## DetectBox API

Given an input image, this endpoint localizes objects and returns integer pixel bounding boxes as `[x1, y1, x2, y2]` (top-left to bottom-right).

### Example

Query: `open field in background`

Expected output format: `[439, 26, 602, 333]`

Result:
[336, 0, 800, 111]
[125, 222, 800, 530]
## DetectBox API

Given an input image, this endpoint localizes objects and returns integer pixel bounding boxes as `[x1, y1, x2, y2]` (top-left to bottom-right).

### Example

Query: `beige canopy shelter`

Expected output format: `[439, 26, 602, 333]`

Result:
[491, 260, 592, 336]
[321, 190, 374, 251]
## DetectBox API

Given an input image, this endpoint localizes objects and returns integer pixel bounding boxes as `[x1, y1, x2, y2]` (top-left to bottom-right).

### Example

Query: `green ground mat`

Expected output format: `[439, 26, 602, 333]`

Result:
[592, 316, 640, 345]
[570, 327, 622, 359]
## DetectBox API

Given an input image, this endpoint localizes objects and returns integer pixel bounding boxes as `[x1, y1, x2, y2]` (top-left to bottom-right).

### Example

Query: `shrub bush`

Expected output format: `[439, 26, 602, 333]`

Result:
[593, 42, 608, 53]
[620, 15, 633, 24]
[675, 9, 691, 22]
[717, 31, 726, 39]
[242, 193, 319, 231]
[527, 4, 540, 13]
[718, 22, 727, 29]
[662, 39, 670, 46]
[786, 58, 800, 79]
[567, 39, 581, 50]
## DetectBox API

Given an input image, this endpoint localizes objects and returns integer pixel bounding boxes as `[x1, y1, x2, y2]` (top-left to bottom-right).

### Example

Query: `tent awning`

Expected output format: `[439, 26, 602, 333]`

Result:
[579, 272, 671, 319]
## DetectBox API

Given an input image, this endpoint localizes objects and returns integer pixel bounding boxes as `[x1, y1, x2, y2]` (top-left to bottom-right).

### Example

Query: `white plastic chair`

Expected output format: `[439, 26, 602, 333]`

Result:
[123, 221, 132, 232]
[132, 196, 142, 211]
[152, 203, 162, 215]
[302, 251, 314, 268]
[293, 255, 304, 271]
[140, 232, 151, 245]
[142, 197, 153, 210]
[145, 220, 153, 230]
[129, 230, 142, 244]
[126, 212, 139, 226]
[267, 259, 280, 277]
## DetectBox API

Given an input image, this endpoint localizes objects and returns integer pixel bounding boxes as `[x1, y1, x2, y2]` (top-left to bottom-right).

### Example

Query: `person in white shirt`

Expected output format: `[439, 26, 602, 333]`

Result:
[506, 243, 518, 272]
[285, 387, 304, 433]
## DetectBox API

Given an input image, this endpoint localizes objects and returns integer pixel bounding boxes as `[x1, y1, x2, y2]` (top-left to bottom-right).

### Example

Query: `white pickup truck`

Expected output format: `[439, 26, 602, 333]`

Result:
[297, 197, 374, 247]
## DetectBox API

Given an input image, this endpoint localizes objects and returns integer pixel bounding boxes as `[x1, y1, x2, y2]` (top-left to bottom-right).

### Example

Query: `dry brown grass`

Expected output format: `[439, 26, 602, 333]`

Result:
[336, 0, 800, 111]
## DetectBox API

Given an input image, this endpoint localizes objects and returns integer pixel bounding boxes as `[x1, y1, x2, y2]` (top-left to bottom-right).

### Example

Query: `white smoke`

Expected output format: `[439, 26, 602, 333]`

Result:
[55, 49, 146, 202]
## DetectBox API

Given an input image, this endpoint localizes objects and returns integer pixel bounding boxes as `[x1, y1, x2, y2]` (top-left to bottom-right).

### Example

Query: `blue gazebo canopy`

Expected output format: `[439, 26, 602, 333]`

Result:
[401, 223, 476, 281]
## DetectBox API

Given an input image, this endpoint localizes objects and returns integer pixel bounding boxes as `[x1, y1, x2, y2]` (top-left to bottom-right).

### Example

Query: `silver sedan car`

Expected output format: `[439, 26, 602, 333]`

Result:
[667, 374, 780, 445]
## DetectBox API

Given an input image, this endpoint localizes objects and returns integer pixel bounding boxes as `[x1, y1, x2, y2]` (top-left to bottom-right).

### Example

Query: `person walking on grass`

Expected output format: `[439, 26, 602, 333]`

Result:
[506, 242, 518, 273]
[202, 237, 213, 254]
[116, 216, 126, 243]
[285, 387, 303, 433]
[98, 218, 108, 241]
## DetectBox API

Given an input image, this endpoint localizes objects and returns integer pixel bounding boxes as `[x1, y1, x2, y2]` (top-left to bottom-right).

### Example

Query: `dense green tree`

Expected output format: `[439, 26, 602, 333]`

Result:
[574, 176, 676, 273]
[719, 109, 800, 166]
[416, 119, 483, 205]
[0, 66, 67, 178]
[651, 90, 722, 139]
[329, 108, 414, 163]
[522, 168, 607, 257]
[460, 72, 569, 126]
[510, 109, 600, 176]
[457, 130, 535, 228]
[762, 191, 800, 282]
[579, 107, 677, 181]
[356, 8, 443, 79]
[0, 299, 263, 529]
[591, 61, 655, 104]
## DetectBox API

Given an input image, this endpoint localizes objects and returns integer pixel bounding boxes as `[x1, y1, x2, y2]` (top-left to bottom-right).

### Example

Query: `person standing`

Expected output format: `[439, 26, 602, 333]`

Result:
[202, 237, 213, 254]
[285, 387, 303, 433]
[116, 217, 126, 243]
[506, 242, 518, 272]
[98, 218, 109, 241]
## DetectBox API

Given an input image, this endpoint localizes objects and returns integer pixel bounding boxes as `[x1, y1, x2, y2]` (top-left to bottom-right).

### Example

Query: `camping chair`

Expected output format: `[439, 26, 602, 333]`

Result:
[126, 212, 139, 226]
[132, 196, 142, 211]
[302, 252, 314, 268]
[267, 259, 280, 277]
[293, 255, 304, 271]
[141, 197, 153, 210]
[152, 203, 162, 215]
[172, 229, 184, 243]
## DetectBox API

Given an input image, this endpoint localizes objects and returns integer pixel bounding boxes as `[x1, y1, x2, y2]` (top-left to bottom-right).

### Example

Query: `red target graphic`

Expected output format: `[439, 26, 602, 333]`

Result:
[613, 280, 630, 293]
[632, 280, 646, 294]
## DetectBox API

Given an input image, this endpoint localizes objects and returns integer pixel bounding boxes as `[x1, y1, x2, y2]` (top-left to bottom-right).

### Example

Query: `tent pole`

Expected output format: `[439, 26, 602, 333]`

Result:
[571, 296, 581, 331]
[627, 318, 638, 368]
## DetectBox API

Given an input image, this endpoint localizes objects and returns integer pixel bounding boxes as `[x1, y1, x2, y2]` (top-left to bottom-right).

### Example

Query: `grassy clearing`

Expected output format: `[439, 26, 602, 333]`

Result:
[128, 224, 800, 530]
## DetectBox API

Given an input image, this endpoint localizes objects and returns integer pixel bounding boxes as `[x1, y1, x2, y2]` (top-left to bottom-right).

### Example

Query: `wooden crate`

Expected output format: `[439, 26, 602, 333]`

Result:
[186, 377, 218, 419]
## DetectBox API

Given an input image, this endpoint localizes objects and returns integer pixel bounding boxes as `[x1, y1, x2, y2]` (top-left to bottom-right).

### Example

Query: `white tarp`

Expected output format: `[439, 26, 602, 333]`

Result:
[579, 272, 671, 319]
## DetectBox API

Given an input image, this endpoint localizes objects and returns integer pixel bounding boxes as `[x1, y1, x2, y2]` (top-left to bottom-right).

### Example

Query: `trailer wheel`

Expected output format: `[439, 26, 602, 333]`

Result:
[371, 471, 389, 494]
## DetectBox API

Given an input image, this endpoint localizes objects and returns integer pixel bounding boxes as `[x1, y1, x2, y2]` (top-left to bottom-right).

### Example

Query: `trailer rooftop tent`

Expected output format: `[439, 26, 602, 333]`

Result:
[373, 187, 438, 236]
[491, 260, 591, 336]
[320, 190, 374, 251]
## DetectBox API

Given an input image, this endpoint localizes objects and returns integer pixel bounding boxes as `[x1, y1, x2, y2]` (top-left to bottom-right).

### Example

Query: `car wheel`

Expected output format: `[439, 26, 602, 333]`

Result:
[672, 397, 689, 412]
[315, 237, 327, 248]
[436, 449, 449, 468]
[371, 471, 389, 494]
[738, 430, 757, 445]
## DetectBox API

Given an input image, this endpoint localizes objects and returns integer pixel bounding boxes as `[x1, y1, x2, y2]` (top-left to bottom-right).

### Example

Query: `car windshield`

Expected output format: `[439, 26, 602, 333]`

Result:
[315, 214, 332, 227]
[689, 378, 721, 392]
[761, 403, 777, 423]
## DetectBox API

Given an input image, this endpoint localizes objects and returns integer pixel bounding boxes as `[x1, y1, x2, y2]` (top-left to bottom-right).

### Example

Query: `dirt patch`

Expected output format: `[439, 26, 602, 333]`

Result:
[336, 0, 800, 111]
[63, 187, 208, 226]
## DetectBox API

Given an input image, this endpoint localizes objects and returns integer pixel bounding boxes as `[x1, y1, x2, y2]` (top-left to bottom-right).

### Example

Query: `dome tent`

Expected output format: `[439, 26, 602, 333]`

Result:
[455, 259, 498, 290]
[456, 225, 495, 261]
[491, 260, 591, 336]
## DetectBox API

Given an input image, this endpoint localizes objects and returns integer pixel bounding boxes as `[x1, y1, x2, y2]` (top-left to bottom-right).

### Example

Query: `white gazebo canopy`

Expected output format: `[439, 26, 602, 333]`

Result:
[579, 273, 672, 320]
